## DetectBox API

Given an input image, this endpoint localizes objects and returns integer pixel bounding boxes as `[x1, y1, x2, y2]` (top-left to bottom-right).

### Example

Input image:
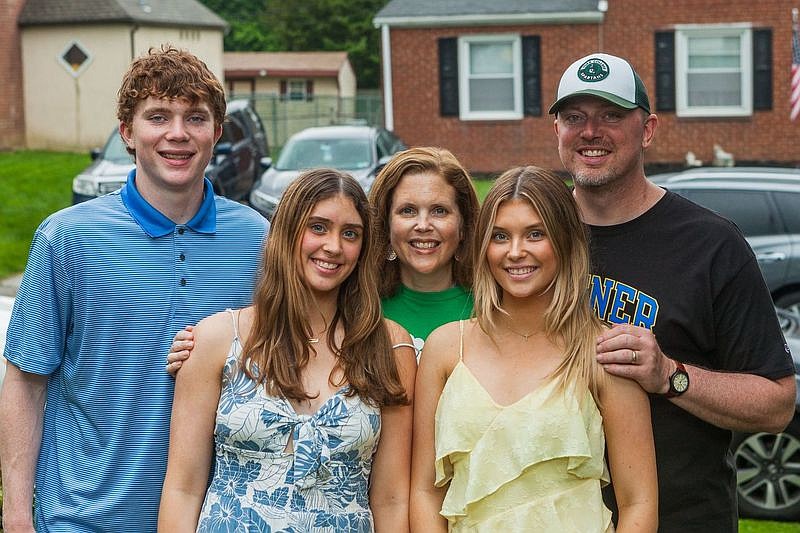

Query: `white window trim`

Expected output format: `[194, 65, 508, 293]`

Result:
[675, 24, 752, 117]
[458, 34, 522, 120]
[287, 79, 308, 100]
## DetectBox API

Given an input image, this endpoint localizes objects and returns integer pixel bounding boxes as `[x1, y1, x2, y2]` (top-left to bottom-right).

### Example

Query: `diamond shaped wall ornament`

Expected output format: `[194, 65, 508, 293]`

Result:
[58, 41, 92, 78]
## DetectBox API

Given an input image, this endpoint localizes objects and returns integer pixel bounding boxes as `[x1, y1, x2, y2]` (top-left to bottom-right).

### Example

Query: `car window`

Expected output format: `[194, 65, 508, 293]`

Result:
[376, 131, 391, 159]
[103, 132, 134, 164]
[774, 192, 800, 233]
[220, 115, 246, 143]
[244, 107, 265, 136]
[683, 189, 779, 237]
[275, 138, 372, 170]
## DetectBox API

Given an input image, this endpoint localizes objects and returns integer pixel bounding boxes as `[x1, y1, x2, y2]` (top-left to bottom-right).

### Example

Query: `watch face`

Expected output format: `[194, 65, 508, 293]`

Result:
[672, 372, 689, 393]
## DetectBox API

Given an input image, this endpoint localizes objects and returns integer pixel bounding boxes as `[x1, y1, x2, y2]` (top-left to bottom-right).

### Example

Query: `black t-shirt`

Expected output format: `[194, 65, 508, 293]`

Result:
[590, 191, 794, 532]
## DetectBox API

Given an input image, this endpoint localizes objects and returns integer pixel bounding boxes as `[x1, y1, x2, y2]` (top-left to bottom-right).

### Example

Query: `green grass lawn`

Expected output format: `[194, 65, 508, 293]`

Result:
[472, 176, 494, 200]
[0, 150, 87, 279]
[741, 520, 800, 531]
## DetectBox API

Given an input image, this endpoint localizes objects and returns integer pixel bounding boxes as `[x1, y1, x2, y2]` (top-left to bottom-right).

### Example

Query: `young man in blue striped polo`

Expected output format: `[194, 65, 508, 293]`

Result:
[0, 45, 269, 532]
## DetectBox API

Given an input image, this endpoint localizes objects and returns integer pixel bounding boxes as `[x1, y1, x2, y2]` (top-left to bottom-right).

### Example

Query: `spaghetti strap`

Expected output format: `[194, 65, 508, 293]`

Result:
[225, 308, 240, 342]
[459, 320, 464, 361]
[392, 342, 416, 350]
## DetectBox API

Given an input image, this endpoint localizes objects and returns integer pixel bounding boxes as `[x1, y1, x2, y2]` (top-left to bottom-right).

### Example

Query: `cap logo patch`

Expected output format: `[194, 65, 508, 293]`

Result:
[577, 58, 610, 82]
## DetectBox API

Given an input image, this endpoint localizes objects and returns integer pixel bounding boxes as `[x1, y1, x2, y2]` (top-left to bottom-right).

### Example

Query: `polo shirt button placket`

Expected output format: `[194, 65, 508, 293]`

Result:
[177, 225, 187, 289]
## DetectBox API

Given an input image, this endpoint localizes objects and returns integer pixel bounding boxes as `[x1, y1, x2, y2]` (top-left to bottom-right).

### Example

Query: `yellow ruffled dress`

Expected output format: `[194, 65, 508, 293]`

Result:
[434, 328, 614, 532]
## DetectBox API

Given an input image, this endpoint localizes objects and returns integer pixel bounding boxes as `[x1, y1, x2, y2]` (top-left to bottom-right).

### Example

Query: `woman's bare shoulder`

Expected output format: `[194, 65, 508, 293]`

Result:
[191, 307, 253, 363]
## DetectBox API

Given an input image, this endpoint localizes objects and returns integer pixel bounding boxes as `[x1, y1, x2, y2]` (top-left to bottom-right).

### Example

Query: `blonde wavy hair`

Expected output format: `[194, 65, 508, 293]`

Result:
[472, 166, 606, 403]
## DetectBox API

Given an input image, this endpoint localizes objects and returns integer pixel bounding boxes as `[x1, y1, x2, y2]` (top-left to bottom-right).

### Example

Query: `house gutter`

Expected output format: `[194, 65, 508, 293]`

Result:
[380, 24, 394, 131]
[373, 11, 602, 28]
[129, 23, 139, 59]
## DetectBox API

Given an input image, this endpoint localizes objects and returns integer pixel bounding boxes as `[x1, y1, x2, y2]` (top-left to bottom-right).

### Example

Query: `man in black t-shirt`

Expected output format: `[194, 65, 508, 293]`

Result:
[549, 52, 795, 532]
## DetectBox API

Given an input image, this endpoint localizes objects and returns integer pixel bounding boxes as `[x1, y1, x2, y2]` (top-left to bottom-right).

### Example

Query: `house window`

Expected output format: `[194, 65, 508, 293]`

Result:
[675, 25, 752, 117]
[288, 80, 307, 100]
[280, 79, 314, 101]
[458, 35, 522, 120]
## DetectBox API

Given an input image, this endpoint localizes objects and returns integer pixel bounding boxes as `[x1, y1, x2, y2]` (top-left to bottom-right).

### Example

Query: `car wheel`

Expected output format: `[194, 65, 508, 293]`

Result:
[733, 418, 800, 520]
[775, 290, 800, 315]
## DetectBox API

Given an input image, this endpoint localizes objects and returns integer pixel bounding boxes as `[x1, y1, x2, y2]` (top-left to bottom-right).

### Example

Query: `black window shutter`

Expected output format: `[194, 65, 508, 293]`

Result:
[439, 37, 459, 116]
[521, 35, 541, 116]
[654, 31, 675, 112]
[306, 80, 314, 102]
[753, 29, 772, 111]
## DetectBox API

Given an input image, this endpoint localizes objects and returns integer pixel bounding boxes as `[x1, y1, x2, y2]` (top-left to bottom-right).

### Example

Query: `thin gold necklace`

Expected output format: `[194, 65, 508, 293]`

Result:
[504, 322, 537, 341]
[308, 325, 329, 344]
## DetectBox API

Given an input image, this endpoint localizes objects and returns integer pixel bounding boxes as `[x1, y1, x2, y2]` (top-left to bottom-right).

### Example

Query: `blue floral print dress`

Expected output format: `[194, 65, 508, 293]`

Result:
[196, 310, 381, 532]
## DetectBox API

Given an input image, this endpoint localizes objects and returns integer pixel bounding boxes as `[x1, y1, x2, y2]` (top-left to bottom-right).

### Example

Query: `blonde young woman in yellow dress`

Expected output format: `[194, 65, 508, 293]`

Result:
[410, 166, 657, 532]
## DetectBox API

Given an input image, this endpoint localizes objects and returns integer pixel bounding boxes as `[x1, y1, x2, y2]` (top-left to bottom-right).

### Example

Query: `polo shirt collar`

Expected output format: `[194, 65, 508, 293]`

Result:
[120, 169, 217, 237]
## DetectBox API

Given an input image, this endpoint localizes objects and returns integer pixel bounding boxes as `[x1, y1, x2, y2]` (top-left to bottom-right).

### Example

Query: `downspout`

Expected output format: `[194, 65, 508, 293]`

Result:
[380, 24, 394, 131]
[130, 24, 139, 60]
[597, 0, 607, 51]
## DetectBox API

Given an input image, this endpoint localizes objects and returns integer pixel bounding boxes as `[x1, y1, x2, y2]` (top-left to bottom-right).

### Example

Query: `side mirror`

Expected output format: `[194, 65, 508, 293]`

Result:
[212, 142, 233, 165]
[214, 142, 233, 156]
[90, 148, 102, 161]
[260, 156, 272, 171]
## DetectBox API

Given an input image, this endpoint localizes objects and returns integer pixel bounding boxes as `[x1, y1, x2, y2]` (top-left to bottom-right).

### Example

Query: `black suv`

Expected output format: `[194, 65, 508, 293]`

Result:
[652, 167, 800, 520]
[72, 99, 270, 203]
[651, 167, 800, 314]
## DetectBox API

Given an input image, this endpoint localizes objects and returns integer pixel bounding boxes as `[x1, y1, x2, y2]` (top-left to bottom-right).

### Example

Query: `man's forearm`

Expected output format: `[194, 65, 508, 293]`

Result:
[0, 364, 48, 528]
[673, 367, 795, 433]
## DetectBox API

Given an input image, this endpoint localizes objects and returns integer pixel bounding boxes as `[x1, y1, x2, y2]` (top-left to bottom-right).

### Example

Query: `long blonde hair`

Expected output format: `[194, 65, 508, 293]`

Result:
[473, 166, 606, 402]
[242, 169, 408, 406]
[369, 147, 479, 297]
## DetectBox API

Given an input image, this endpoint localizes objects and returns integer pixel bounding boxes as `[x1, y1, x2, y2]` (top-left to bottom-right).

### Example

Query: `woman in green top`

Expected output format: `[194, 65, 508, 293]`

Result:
[369, 147, 480, 357]
[165, 148, 479, 369]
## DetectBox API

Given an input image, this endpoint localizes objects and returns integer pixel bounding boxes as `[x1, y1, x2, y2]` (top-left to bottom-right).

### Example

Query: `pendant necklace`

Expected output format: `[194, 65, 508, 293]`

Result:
[504, 323, 536, 341]
[308, 326, 328, 344]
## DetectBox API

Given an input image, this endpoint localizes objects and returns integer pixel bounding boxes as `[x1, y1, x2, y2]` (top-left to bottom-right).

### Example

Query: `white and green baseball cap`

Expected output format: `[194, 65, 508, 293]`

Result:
[549, 52, 651, 114]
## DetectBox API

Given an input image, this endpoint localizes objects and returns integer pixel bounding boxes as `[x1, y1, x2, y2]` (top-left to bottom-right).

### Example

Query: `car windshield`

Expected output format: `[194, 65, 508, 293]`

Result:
[103, 132, 134, 164]
[275, 138, 372, 171]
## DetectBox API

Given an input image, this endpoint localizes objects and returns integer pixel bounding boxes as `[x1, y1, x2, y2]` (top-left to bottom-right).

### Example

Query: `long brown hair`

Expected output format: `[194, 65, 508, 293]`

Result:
[369, 147, 479, 298]
[473, 166, 606, 403]
[242, 169, 408, 406]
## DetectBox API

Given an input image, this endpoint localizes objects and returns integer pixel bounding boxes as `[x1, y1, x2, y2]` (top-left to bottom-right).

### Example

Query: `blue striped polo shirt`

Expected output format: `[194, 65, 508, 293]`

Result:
[4, 171, 268, 532]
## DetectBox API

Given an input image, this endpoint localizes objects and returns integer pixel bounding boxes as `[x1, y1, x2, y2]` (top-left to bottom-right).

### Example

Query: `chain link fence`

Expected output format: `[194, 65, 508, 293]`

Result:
[231, 92, 384, 157]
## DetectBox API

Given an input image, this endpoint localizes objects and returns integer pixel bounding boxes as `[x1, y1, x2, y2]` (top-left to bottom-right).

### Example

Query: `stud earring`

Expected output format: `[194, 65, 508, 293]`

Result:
[387, 249, 397, 261]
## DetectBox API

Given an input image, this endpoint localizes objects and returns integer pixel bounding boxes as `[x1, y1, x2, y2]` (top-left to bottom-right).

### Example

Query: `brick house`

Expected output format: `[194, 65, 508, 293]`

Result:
[374, 0, 800, 174]
[0, 0, 27, 149]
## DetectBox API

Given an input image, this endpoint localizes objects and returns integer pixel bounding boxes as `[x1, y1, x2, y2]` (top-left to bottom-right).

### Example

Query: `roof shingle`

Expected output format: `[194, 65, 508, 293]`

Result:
[224, 51, 349, 78]
[19, 0, 227, 29]
[375, 0, 600, 25]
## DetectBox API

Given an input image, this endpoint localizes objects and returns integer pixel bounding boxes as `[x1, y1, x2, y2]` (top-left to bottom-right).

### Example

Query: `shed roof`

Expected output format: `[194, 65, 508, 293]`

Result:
[224, 51, 350, 78]
[374, 0, 602, 27]
[19, 0, 228, 30]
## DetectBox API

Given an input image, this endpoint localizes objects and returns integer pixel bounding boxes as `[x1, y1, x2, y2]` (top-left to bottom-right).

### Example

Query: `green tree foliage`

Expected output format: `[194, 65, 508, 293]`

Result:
[198, 0, 389, 88]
